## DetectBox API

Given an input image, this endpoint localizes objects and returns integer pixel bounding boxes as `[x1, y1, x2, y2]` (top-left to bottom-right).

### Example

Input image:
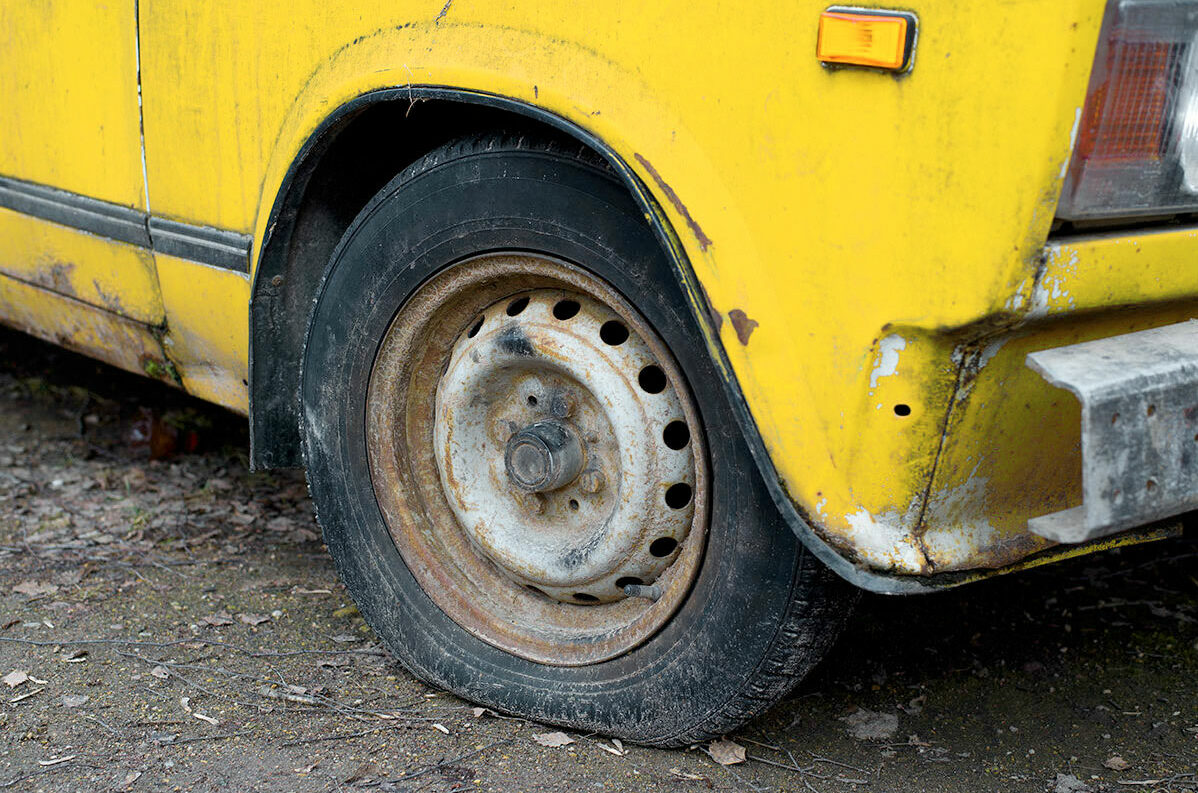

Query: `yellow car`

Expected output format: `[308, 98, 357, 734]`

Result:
[1, 0, 1195, 745]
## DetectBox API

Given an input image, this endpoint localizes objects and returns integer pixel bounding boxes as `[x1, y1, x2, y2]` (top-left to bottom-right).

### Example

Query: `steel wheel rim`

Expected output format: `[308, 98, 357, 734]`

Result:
[366, 253, 709, 666]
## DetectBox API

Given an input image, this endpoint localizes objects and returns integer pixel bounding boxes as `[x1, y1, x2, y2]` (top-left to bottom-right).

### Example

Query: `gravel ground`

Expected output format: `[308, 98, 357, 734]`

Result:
[0, 325, 1194, 793]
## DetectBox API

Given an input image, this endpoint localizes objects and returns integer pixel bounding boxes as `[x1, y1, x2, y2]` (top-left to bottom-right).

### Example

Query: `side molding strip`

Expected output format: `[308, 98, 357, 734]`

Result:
[0, 176, 150, 248]
[0, 175, 251, 274]
[148, 217, 252, 273]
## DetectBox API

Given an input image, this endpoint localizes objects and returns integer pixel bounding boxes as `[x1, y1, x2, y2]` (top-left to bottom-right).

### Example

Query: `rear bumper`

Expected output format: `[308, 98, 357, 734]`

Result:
[1027, 321, 1198, 544]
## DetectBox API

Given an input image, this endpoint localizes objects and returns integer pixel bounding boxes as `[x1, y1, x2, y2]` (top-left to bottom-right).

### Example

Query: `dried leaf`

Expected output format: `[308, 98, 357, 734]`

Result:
[708, 738, 746, 766]
[596, 742, 625, 757]
[1053, 773, 1091, 793]
[432, 722, 450, 735]
[471, 707, 491, 718]
[120, 771, 143, 789]
[201, 611, 234, 627]
[612, 738, 624, 753]
[61, 694, 89, 708]
[841, 708, 899, 741]
[316, 657, 349, 669]
[342, 763, 377, 785]
[533, 731, 575, 748]
[266, 516, 295, 532]
[13, 580, 58, 597]
[193, 712, 219, 725]
[239, 612, 270, 626]
[150, 665, 170, 680]
[669, 768, 706, 781]
[3, 670, 29, 688]
[1104, 755, 1131, 771]
[61, 649, 88, 663]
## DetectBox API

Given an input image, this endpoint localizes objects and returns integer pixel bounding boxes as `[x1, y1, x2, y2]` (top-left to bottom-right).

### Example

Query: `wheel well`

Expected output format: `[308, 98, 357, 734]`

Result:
[248, 94, 605, 468]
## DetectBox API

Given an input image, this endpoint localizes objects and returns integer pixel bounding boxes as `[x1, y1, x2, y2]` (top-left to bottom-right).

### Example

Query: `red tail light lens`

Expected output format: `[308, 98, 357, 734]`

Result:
[1057, 1, 1198, 220]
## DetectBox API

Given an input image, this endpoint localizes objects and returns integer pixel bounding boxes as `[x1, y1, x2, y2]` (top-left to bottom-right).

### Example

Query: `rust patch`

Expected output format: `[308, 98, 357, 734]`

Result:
[633, 153, 713, 251]
[697, 282, 723, 333]
[47, 261, 75, 296]
[728, 309, 758, 345]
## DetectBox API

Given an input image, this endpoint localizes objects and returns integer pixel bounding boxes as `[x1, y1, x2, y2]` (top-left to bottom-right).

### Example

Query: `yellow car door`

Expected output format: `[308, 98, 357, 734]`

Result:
[0, 2, 164, 328]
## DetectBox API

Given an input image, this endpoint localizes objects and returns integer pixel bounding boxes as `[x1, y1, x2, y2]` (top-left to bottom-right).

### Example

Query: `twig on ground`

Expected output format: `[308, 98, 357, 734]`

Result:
[806, 753, 871, 775]
[169, 729, 253, 746]
[0, 635, 387, 658]
[388, 740, 513, 783]
[84, 715, 121, 736]
[279, 725, 398, 747]
[0, 760, 83, 789]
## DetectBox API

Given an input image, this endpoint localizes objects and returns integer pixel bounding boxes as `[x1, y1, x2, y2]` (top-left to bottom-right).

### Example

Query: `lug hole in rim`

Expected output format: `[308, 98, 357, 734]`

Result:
[615, 576, 644, 589]
[506, 296, 530, 316]
[663, 420, 690, 450]
[573, 592, 599, 603]
[665, 482, 692, 509]
[553, 299, 581, 320]
[568, 498, 580, 510]
[467, 315, 485, 338]
[600, 320, 629, 345]
[638, 365, 667, 394]
[649, 537, 679, 557]
[527, 394, 538, 407]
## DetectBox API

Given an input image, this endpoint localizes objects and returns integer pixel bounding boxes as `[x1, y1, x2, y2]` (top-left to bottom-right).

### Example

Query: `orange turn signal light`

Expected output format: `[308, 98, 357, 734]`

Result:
[817, 7, 917, 72]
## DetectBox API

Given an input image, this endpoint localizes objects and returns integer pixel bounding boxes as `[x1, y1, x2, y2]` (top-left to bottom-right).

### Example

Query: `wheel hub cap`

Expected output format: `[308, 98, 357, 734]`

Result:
[504, 420, 584, 493]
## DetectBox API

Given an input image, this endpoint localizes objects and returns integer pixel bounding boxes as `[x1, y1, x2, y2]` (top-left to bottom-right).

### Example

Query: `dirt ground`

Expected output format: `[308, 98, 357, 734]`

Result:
[0, 325, 1194, 793]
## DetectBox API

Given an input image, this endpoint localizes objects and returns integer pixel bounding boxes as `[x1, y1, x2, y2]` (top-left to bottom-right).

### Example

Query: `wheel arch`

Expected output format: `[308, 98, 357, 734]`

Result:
[249, 87, 712, 470]
[246, 86, 956, 596]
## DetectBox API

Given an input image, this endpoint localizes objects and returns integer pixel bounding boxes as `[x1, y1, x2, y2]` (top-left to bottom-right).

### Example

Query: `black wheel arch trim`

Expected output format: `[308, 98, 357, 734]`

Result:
[251, 85, 1134, 596]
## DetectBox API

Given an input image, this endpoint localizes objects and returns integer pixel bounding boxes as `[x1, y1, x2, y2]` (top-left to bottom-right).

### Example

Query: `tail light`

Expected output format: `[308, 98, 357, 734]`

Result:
[1057, 1, 1198, 220]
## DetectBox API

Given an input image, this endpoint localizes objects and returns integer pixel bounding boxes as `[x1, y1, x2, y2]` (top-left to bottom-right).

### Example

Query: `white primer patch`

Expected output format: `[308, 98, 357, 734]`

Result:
[843, 507, 927, 573]
[919, 465, 1000, 568]
[1059, 106, 1083, 180]
[869, 335, 907, 391]
[1029, 275, 1073, 317]
[976, 338, 1009, 370]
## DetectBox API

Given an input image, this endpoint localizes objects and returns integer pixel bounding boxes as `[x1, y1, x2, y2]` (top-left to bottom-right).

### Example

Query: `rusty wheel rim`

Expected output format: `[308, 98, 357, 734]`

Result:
[366, 253, 709, 666]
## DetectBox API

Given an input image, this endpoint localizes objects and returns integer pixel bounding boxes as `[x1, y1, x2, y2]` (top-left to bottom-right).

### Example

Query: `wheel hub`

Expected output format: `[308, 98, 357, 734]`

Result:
[504, 420, 584, 493]
[433, 286, 698, 605]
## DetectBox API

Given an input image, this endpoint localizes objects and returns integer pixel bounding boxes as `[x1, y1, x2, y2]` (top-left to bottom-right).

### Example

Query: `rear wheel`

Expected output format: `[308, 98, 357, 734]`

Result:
[301, 133, 854, 745]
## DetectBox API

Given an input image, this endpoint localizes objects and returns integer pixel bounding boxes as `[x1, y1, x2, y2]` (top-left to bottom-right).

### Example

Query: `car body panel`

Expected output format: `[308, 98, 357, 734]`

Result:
[0, 1, 1193, 583]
